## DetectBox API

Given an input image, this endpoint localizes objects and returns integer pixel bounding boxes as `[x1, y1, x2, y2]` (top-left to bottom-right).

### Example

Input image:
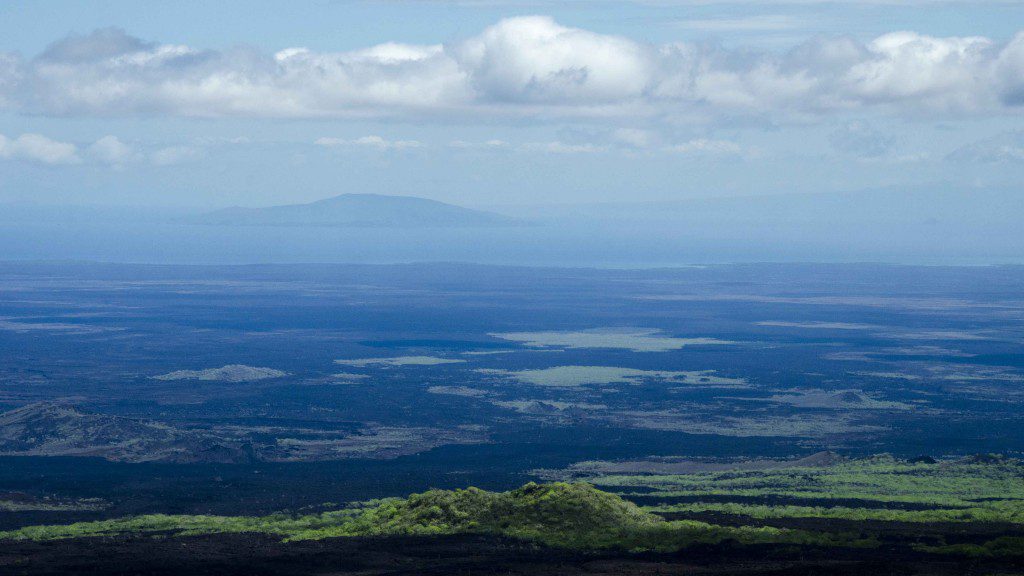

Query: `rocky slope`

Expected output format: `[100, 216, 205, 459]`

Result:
[0, 403, 252, 464]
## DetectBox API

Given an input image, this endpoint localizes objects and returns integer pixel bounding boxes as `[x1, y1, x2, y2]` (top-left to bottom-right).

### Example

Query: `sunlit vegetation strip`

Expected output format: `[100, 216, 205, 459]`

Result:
[584, 454, 1024, 556]
[589, 455, 1024, 522]
[4, 457, 1024, 557]
[0, 483, 870, 552]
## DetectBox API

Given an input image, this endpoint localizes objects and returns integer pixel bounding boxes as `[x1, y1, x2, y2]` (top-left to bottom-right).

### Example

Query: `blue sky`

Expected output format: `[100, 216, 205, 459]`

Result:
[1, 0, 1023, 208]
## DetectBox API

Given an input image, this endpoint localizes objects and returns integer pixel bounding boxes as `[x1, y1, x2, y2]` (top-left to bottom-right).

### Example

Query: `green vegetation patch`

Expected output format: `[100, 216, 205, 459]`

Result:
[587, 455, 1024, 526]
[0, 482, 863, 552]
[6, 458, 1022, 557]
[915, 536, 1024, 557]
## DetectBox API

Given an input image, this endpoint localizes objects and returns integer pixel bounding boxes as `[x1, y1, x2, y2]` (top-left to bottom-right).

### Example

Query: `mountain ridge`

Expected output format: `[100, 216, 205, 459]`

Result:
[191, 193, 521, 228]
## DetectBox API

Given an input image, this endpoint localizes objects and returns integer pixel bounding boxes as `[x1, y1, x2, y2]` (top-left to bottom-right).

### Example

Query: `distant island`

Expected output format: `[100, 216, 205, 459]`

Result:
[190, 193, 520, 228]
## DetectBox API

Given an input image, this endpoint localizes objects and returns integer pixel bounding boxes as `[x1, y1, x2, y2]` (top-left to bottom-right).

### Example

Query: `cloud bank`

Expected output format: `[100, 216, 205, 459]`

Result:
[0, 133, 80, 164]
[0, 132, 213, 167]
[316, 135, 424, 150]
[1, 17, 1023, 121]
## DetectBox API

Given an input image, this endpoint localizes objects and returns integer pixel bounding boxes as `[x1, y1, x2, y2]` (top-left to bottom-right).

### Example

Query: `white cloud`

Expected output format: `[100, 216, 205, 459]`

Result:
[449, 139, 508, 149]
[151, 145, 198, 165]
[828, 121, 894, 156]
[946, 130, 1024, 163]
[613, 128, 657, 148]
[2, 19, 1024, 120]
[191, 136, 251, 145]
[315, 135, 424, 150]
[0, 52, 21, 110]
[843, 32, 997, 111]
[453, 16, 653, 105]
[995, 32, 1024, 105]
[664, 138, 742, 154]
[520, 141, 609, 153]
[0, 133, 80, 164]
[672, 15, 807, 32]
[88, 135, 136, 165]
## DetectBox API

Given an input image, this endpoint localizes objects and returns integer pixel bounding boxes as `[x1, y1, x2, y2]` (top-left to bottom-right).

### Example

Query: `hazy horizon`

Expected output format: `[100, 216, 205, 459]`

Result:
[1, 2, 1022, 264]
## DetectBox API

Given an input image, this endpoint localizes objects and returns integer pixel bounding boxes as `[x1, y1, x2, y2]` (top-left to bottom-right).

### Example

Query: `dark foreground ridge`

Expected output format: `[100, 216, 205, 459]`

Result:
[5, 533, 1023, 576]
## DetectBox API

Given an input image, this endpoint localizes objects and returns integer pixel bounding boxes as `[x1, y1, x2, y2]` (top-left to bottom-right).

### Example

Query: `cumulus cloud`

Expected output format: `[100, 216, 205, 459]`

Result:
[192, 136, 251, 145]
[0, 133, 80, 164]
[449, 139, 508, 149]
[87, 135, 136, 165]
[995, 32, 1024, 105]
[520, 141, 608, 153]
[151, 145, 198, 165]
[672, 15, 806, 33]
[664, 138, 742, 154]
[2, 18, 1024, 120]
[828, 120, 894, 156]
[613, 128, 657, 148]
[0, 52, 22, 109]
[843, 32, 997, 111]
[315, 135, 424, 150]
[453, 15, 652, 105]
[946, 131, 1024, 163]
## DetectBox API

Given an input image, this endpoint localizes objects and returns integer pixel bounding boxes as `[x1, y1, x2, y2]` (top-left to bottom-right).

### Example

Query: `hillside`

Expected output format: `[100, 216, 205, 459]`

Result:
[192, 194, 519, 228]
[0, 403, 251, 464]
[4, 460, 1024, 575]
[0, 482, 830, 551]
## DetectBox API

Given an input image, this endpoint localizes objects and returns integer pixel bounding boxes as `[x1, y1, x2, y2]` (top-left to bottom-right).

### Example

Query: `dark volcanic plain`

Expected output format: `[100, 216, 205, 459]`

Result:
[1, 262, 1023, 574]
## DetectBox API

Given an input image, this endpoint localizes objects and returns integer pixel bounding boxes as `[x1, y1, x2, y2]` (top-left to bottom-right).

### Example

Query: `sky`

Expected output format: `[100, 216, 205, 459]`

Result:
[1, 0, 1023, 209]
